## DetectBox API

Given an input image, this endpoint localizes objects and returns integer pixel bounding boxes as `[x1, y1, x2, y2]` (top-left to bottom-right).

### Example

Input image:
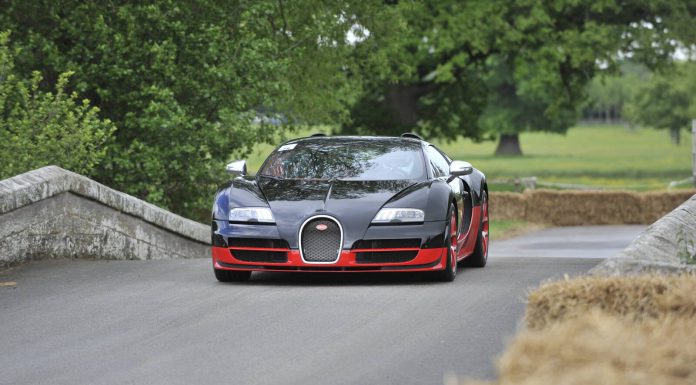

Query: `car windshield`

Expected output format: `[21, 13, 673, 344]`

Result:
[258, 138, 427, 180]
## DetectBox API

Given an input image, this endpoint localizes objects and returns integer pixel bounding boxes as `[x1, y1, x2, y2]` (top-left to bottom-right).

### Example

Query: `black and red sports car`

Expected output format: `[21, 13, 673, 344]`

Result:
[211, 134, 488, 282]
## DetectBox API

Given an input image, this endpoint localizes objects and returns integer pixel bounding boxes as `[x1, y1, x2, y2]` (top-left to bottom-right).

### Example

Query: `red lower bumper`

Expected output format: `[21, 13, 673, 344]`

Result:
[212, 246, 446, 273]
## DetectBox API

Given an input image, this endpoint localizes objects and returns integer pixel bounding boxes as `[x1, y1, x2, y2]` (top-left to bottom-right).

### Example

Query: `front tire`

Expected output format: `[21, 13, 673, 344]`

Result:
[214, 268, 252, 282]
[434, 204, 458, 282]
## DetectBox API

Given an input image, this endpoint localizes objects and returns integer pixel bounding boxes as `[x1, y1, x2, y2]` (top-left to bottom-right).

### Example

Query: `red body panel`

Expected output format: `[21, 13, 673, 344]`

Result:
[455, 205, 481, 261]
[212, 246, 446, 272]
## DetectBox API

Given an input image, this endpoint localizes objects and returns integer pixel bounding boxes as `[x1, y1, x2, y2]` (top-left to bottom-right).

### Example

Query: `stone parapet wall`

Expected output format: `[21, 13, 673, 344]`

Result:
[0, 166, 210, 266]
[591, 194, 696, 275]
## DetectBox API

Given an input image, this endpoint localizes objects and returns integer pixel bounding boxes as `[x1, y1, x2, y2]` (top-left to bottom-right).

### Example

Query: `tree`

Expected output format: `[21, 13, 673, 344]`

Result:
[0, 32, 115, 179]
[584, 61, 649, 123]
[343, 0, 696, 155]
[0, 1, 388, 219]
[625, 62, 696, 144]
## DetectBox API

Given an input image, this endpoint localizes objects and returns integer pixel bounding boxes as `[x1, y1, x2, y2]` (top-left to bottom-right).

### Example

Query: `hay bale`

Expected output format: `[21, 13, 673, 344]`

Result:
[477, 313, 696, 385]
[525, 275, 696, 330]
[490, 192, 528, 221]
[461, 275, 696, 385]
[642, 191, 696, 223]
[525, 190, 644, 225]
[488, 190, 696, 226]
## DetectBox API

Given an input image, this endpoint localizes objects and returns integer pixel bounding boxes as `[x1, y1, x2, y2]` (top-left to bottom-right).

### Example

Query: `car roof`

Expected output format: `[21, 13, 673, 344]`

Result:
[284, 135, 426, 146]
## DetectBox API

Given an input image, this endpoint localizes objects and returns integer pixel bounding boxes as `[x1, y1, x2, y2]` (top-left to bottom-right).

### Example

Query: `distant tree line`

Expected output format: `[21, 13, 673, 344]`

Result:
[584, 60, 696, 144]
[0, 1, 694, 220]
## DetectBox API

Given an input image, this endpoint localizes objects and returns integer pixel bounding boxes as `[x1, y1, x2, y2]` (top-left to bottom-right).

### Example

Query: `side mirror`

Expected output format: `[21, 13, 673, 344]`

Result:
[449, 160, 473, 176]
[226, 160, 247, 176]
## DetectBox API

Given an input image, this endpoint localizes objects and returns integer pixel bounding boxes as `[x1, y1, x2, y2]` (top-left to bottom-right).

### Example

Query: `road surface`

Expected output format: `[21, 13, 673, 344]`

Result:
[490, 225, 646, 259]
[0, 226, 644, 385]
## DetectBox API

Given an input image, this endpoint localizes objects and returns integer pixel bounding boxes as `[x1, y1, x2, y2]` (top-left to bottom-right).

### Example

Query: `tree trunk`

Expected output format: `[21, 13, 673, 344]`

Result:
[495, 134, 523, 155]
[670, 128, 681, 145]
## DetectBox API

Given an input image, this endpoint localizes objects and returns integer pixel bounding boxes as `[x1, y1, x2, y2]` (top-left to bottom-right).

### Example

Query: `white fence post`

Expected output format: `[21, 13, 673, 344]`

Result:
[693, 120, 696, 187]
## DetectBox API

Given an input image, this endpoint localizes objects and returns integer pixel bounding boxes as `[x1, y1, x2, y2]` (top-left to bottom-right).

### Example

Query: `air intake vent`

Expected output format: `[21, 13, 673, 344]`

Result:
[356, 250, 418, 264]
[231, 249, 288, 263]
[300, 216, 342, 263]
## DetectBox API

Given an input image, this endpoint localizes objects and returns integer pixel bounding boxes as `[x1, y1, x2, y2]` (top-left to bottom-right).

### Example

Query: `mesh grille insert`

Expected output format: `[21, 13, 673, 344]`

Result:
[231, 249, 288, 263]
[228, 238, 289, 249]
[353, 238, 421, 249]
[356, 250, 418, 264]
[301, 217, 342, 263]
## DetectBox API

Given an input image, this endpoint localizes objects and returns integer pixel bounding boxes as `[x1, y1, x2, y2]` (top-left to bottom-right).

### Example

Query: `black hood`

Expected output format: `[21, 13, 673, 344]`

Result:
[257, 178, 418, 248]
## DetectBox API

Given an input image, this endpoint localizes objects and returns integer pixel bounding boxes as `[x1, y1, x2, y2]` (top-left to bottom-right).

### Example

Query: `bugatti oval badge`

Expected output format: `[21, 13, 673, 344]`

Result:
[316, 224, 328, 231]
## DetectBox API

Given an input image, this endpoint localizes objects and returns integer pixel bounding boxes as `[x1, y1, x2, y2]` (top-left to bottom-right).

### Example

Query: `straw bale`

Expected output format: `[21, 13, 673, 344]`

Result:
[490, 190, 695, 225]
[489, 192, 528, 221]
[462, 275, 696, 385]
[472, 313, 696, 385]
[525, 275, 696, 330]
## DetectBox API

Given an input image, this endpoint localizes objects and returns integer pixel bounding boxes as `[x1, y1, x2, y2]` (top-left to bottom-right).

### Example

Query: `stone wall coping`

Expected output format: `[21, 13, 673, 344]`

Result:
[0, 166, 209, 244]
[591, 194, 696, 276]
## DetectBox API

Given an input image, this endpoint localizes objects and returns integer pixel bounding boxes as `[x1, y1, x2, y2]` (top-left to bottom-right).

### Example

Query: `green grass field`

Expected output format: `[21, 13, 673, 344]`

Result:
[243, 124, 693, 191]
[434, 124, 693, 191]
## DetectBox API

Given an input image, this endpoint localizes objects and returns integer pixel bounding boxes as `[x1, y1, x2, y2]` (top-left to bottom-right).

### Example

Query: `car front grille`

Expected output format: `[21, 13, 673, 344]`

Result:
[300, 217, 342, 263]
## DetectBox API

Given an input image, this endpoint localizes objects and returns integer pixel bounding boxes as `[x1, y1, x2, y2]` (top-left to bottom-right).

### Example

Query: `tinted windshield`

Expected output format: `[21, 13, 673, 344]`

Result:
[258, 139, 426, 180]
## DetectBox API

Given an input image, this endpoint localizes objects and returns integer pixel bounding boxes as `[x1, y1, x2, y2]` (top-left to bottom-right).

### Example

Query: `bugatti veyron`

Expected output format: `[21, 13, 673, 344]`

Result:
[211, 133, 488, 282]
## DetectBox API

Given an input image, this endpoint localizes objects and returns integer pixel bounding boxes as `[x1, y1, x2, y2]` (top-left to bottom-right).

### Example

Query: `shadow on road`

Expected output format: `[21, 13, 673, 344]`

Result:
[223, 269, 478, 287]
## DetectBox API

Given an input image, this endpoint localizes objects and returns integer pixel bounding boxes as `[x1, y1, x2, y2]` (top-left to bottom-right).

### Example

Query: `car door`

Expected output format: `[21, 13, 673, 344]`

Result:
[424, 145, 465, 235]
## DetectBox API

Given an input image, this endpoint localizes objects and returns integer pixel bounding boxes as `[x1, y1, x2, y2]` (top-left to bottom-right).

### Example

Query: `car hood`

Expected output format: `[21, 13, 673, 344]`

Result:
[256, 178, 421, 248]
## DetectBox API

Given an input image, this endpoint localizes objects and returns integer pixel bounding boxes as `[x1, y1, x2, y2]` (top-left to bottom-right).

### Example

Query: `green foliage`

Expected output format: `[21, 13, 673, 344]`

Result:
[584, 61, 650, 122]
[0, 32, 114, 180]
[343, 1, 696, 145]
[0, 1, 388, 219]
[624, 62, 696, 144]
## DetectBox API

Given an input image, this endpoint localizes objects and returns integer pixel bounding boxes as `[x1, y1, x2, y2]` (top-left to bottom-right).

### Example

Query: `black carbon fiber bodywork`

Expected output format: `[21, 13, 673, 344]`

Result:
[212, 136, 486, 254]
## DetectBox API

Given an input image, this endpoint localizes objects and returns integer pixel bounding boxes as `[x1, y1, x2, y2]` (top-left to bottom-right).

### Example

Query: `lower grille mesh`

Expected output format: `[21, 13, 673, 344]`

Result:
[231, 250, 288, 263]
[301, 217, 342, 262]
[356, 250, 418, 264]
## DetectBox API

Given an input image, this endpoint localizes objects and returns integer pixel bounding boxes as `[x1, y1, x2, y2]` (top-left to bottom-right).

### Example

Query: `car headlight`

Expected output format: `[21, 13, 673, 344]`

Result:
[229, 207, 275, 223]
[371, 208, 424, 223]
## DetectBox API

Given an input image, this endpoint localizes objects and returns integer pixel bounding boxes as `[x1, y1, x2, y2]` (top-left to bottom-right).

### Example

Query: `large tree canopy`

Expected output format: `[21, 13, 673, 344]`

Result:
[0, 0, 386, 218]
[343, 0, 696, 154]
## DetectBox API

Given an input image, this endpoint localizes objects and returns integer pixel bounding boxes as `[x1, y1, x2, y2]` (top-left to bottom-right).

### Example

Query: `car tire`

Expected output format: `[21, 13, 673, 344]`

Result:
[434, 204, 457, 282]
[463, 191, 488, 268]
[214, 268, 252, 282]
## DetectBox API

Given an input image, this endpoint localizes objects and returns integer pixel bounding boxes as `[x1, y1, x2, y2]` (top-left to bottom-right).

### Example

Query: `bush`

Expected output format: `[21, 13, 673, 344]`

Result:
[0, 32, 115, 179]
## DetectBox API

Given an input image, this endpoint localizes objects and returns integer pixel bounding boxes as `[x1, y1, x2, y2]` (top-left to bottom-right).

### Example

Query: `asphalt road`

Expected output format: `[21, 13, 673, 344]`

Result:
[0, 226, 642, 385]
[490, 225, 646, 259]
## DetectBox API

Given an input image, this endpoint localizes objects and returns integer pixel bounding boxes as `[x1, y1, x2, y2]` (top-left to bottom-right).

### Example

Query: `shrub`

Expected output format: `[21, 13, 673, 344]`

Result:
[0, 31, 115, 180]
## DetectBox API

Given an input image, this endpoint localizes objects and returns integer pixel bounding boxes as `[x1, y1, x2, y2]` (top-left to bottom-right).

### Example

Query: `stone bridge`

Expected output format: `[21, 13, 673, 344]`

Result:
[0, 166, 210, 266]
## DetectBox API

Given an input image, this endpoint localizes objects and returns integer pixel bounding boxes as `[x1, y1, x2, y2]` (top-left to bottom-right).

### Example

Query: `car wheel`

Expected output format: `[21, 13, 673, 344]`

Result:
[435, 204, 458, 282]
[214, 268, 252, 282]
[464, 190, 488, 268]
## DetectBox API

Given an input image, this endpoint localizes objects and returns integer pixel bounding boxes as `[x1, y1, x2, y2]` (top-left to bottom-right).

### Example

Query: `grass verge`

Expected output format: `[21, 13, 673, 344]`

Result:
[490, 220, 547, 241]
